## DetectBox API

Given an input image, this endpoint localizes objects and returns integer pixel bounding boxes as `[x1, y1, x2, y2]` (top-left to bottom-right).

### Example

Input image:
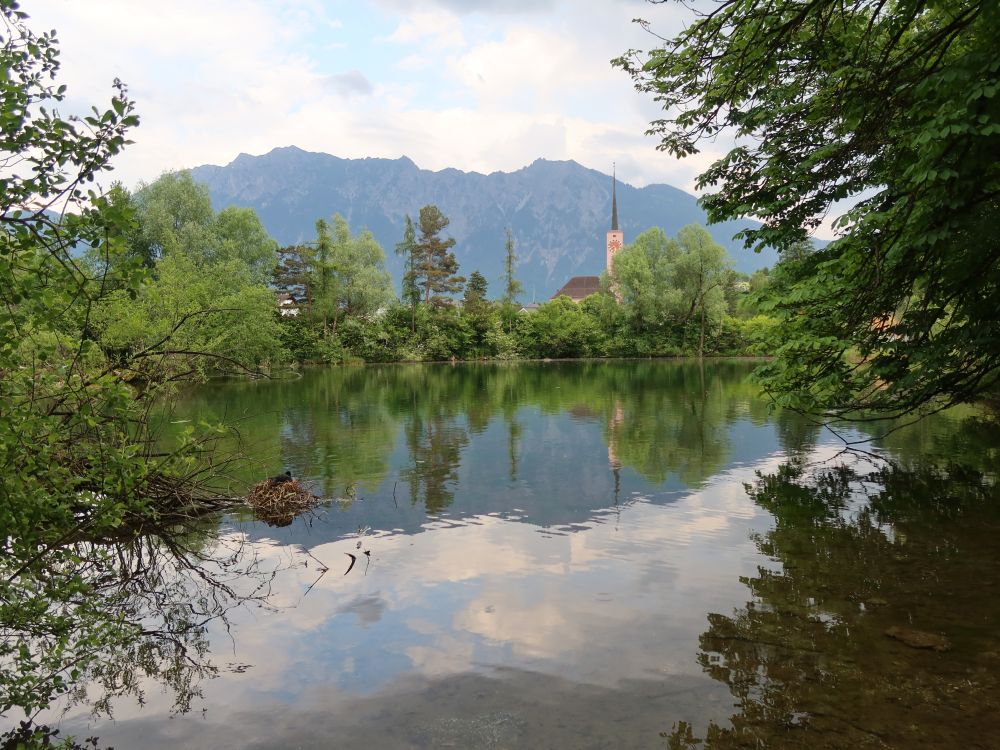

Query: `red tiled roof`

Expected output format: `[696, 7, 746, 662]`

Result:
[551, 276, 601, 301]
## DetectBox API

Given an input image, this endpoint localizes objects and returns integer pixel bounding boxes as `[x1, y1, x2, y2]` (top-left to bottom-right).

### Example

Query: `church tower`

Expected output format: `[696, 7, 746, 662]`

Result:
[606, 166, 624, 273]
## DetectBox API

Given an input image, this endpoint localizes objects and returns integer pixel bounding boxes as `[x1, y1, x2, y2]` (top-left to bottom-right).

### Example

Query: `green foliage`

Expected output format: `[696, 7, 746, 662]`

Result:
[130, 171, 213, 265]
[674, 225, 731, 357]
[748, 269, 769, 294]
[610, 226, 682, 333]
[503, 228, 524, 305]
[310, 214, 393, 337]
[312, 218, 335, 333]
[421, 314, 470, 360]
[81, 183, 148, 285]
[482, 317, 521, 360]
[617, 0, 1000, 417]
[129, 171, 278, 285]
[461, 271, 493, 357]
[94, 253, 286, 376]
[369, 305, 425, 361]
[521, 296, 605, 358]
[0, 1, 149, 714]
[212, 205, 279, 284]
[0, 2, 171, 716]
[395, 215, 421, 310]
[463, 270, 489, 310]
[0, 3, 279, 717]
[713, 315, 781, 356]
[278, 314, 322, 362]
[1, 721, 109, 749]
[89, 173, 285, 377]
[414, 205, 464, 305]
[281, 223, 765, 364]
[608, 224, 732, 356]
[578, 293, 632, 356]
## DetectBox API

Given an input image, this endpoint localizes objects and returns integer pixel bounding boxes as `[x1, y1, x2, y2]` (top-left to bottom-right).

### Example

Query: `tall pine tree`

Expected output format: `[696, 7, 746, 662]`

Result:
[414, 205, 464, 306]
[313, 219, 335, 335]
[395, 215, 420, 330]
[501, 227, 524, 332]
[463, 270, 488, 311]
[503, 227, 523, 305]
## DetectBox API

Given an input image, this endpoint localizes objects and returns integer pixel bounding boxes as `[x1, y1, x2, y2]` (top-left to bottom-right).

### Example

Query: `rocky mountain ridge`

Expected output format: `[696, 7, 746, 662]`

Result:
[190, 146, 778, 298]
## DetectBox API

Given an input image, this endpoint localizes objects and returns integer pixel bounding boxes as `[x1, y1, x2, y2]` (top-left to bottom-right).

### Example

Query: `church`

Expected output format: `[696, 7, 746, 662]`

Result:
[550, 170, 623, 302]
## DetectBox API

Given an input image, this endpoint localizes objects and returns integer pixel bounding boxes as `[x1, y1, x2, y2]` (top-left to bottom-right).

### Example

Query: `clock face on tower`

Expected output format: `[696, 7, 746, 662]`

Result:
[609, 238, 622, 252]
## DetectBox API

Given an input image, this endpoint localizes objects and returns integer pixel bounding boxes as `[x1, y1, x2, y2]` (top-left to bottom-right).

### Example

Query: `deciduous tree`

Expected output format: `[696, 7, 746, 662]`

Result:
[213, 205, 279, 284]
[0, 1, 242, 716]
[128, 171, 277, 284]
[310, 214, 393, 336]
[616, 0, 1000, 418]
[609, 224, 731, 355]
[609, 226, 681, 334]
[673, 225, 731, 358]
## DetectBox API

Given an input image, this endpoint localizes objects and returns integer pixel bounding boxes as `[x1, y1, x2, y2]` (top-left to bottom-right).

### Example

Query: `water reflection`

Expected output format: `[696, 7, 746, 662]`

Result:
[165, 361, 796, 544]
[2, 511, 278, 724]
[670, 453, 1000, 749]
[401, 413, 469, 513]
[17, 361, 999, 748]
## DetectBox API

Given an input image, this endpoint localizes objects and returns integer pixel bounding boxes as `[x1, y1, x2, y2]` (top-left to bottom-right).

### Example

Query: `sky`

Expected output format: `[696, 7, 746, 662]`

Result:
[28, 0, 719, 194]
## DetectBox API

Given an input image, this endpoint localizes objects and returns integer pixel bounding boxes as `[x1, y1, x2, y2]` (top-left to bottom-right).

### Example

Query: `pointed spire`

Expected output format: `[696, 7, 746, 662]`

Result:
[611, 163, 619, 231]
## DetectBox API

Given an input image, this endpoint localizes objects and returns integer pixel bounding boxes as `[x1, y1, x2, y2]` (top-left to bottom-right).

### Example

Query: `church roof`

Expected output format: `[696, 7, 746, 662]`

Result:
[551, 275, 602, 302]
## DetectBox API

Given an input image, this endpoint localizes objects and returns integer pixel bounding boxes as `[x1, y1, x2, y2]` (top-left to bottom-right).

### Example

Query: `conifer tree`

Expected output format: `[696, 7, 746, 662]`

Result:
[463, 270, 489, 311]
[501, 227, 524, 332]
[395, 215, 420, 330]
[313, 218, 335, 335]
[503, 228, 523, 305]
[414, 205, 464, 306]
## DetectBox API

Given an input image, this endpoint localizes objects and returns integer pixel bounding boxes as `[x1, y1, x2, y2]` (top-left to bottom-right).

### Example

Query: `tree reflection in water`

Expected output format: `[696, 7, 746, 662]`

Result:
[667, 457, 1000, 749]
[126, 362, 1000, 748]
[168, 361, 773, 511]
[2, 510, 276, 722]
[401, 415, 470, 514]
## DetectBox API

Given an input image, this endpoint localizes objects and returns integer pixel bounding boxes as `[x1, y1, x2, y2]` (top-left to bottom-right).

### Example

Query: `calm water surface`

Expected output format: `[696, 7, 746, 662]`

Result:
[53, 361, 1000, 748]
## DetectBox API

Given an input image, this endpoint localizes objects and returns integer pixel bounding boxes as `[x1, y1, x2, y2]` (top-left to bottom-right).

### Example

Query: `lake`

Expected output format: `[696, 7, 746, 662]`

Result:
[48, 360, 1000, 748]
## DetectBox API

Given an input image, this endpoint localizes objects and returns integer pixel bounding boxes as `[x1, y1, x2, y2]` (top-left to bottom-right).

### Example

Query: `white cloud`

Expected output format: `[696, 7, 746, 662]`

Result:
[449, 27, 594, 105]
[24, 0, 719, 197]
[396, 53, 431, 70]
[377, 0, 557, 14]
[381, 7, 464, 47]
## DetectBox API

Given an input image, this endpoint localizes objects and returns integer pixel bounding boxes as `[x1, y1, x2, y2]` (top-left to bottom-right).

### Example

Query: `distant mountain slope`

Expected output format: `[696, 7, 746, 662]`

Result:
[190, 147, 777, 298]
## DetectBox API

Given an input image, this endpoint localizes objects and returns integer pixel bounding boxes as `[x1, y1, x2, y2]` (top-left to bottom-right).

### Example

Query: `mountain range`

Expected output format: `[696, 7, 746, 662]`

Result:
[190, 146, 778, 299]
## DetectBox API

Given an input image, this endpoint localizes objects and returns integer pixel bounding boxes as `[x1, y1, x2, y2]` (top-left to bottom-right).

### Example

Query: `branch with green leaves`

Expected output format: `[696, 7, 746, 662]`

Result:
[616, 0, 1000, 419]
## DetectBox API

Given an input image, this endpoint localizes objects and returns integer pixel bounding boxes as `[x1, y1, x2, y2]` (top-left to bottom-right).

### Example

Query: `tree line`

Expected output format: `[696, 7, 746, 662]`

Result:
[263, 196, 781, 366]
